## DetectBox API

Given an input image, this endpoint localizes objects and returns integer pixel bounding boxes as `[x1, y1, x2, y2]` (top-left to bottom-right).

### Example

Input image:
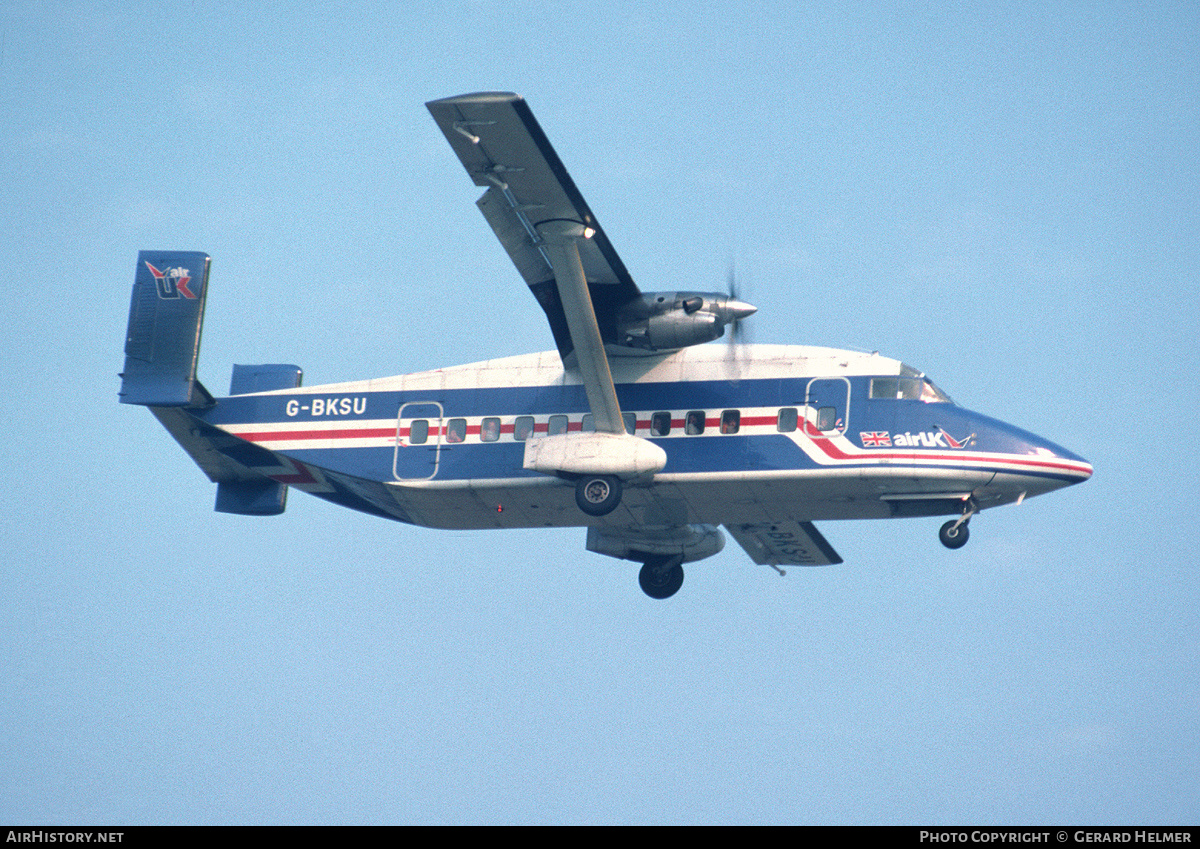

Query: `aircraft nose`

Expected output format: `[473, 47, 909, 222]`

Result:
[1062, 457, 1094, 488]
[1029, 436, 1093, 487]
[967, 411, 1093, 493]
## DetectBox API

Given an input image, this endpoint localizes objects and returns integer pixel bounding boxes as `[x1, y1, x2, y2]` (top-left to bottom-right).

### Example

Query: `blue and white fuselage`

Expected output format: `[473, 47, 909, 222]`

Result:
[187, 344, 1089, 530]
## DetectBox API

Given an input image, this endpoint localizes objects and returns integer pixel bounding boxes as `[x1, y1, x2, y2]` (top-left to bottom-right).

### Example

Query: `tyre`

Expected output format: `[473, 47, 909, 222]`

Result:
[575, 475, 622, 516]
[639, 557, 685, 599]
[939, 520, 970, 549]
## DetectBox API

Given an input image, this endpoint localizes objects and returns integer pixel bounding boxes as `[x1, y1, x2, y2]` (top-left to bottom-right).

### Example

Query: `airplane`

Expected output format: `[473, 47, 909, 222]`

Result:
[119, 91, 1093, 599]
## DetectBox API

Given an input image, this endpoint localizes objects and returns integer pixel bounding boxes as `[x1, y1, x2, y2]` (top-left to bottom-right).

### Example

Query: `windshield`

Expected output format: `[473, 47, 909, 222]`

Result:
[870, 376, 955, 404]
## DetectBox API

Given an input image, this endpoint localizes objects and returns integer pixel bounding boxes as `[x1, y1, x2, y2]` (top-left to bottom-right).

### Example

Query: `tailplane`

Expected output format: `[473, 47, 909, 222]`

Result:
[120, 251, 303, 516]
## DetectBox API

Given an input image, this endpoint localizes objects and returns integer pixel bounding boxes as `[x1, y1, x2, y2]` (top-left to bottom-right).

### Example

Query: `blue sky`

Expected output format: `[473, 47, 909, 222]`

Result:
[2, 0, 1197, 824]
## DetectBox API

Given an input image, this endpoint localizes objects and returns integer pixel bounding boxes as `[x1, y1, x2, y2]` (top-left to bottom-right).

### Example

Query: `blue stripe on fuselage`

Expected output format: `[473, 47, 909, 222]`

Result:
[196, 376, 1085, 485]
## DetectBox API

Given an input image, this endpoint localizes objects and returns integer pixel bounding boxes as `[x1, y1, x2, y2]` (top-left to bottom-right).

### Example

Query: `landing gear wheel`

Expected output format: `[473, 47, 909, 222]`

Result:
[575, 474, 622, 516]
[639, 557, 685, 600]
[939, 519, 970, 549]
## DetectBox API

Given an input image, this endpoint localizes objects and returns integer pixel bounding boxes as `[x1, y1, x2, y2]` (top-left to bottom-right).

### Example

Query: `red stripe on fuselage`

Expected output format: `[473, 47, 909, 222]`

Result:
[236, 427, 397, 442]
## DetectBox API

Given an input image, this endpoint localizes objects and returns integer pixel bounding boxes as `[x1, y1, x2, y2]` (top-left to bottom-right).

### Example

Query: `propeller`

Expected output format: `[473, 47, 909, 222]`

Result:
[724, 265, 755, 344]
[721, 263, 756, 382]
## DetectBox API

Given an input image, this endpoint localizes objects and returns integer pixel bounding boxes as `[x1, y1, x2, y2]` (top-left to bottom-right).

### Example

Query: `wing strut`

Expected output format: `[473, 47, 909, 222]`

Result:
[540, 222, 624, 434]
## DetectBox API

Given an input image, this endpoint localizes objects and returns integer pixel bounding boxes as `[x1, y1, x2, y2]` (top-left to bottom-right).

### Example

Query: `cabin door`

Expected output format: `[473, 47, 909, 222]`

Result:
[804, 378, 851, 437]
[394, 401, 444, 481]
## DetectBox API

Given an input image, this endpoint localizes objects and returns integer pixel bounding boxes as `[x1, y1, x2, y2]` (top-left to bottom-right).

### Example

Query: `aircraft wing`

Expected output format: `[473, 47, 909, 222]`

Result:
[428, 92, 637, 435]
[725, 521, 844, 566]
[426, 92, 640, 362]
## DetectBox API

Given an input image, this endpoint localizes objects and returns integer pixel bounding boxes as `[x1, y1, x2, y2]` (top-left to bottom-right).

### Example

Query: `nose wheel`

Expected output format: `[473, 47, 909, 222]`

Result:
[939, 519, 970, 549]
[939, 501, 976, 549]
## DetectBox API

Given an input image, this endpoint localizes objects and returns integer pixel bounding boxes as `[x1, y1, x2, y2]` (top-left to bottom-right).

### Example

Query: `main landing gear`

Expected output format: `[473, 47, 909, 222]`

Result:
[639, 555, 685, 600]
[575, 474, 623, 516]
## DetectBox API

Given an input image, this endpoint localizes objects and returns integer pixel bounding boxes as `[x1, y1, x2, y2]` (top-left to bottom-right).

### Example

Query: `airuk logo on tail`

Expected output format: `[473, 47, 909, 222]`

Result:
[145, 261, 197, 299]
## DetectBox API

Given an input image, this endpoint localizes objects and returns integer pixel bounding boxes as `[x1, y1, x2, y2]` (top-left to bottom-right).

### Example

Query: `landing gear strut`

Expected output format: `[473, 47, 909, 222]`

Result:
[575, 474, 622, 516]
[639, 555, 684, 599]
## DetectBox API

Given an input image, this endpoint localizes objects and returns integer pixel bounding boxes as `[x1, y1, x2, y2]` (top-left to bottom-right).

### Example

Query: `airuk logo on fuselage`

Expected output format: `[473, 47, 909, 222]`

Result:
[860, 428, 975, 449]
[145, 261, 197, 299]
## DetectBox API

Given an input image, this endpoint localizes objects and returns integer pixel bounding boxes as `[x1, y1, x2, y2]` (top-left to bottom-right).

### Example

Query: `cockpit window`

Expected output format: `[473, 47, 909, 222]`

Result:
[870, 377, 953, 404]
[920, 380, 953, 404]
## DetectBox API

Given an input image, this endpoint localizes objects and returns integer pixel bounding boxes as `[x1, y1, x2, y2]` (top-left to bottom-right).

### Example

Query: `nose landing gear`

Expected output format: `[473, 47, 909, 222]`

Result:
[939, 519, 970, 549]
[939, 501, 976, 549]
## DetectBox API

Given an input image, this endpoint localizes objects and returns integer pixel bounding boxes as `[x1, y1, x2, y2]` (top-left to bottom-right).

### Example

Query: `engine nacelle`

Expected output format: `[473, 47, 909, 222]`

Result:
[615, 291, 755, 352]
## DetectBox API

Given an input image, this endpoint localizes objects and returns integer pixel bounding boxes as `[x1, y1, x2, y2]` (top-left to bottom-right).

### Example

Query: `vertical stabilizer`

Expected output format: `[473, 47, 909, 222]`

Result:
[119, 251, 212, 406]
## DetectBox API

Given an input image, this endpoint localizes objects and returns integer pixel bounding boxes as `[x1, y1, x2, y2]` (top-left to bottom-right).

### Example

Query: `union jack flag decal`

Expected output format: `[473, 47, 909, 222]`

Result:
[860, 431, 892, 448]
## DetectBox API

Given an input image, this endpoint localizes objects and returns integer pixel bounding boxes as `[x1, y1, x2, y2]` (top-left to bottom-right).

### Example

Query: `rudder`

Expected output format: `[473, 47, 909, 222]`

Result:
[119, 250, 212, 406]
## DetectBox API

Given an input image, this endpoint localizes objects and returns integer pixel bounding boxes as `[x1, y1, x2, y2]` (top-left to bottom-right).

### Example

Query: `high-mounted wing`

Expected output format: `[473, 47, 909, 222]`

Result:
[428, 92, 637, 434]
[426, 93, 640, 357]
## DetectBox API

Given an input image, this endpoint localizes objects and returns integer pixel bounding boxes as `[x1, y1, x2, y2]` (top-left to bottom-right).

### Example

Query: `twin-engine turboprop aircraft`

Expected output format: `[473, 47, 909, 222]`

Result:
[120, 92, 1092, 599]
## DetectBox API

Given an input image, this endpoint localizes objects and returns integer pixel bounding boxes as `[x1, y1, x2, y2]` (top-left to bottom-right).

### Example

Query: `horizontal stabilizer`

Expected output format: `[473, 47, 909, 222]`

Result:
[229, 363, 303, 395]
[725, 521, 843, 566]
[120, 251, 212, 406]
[216, 479, 287, 516]
[151, 407, 290, 517]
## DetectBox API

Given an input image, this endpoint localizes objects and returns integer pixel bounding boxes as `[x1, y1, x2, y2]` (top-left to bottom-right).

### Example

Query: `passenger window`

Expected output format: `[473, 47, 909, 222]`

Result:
[479, 417, 500, 443]
[685, 410, 706, 435]
[817, 407, 837, 431]
[720, 409, 740, 434]
[548, 414, 568, 436]
[513, 416, 534, 441]
[650, 411, 671, 436]
[580, 413, 636, 434]
[777, 407, 798, 432]
[446, 418, 467, 443]
[409, 419, 429, 444]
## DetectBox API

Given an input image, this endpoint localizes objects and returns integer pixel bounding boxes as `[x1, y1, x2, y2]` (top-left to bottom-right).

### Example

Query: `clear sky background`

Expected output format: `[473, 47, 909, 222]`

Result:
[2, 0, 1197, 825]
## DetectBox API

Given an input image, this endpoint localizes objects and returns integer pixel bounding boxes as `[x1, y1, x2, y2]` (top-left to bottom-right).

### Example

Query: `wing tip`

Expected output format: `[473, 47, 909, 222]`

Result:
[425, 91, 522, 110]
